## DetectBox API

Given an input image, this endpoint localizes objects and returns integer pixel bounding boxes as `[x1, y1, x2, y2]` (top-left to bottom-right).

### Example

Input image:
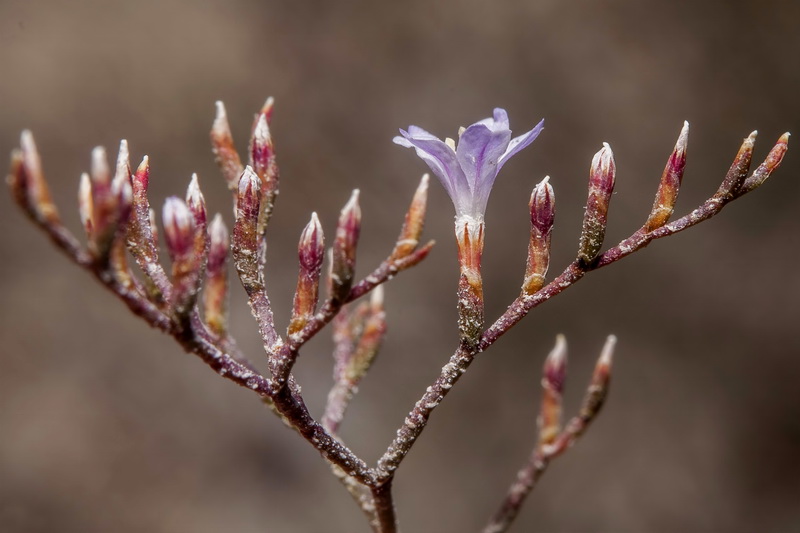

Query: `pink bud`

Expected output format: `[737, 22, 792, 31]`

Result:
[207, 213, 230, 275]
[645, 122, 689, 231]
[330, 190, 361, 302]
[578, 143, 616, 266]
[739, 132, 790, 196]
[299, 212, 325, 272]
[523, 176, 555, 294]
[163, 197, 195, 259]
[390, 174, 429, 261]
[78, 172, 94, 236]
[211, 100, 244, 190]
[185, 173, 207, 228]
[539, 335, 567, 447]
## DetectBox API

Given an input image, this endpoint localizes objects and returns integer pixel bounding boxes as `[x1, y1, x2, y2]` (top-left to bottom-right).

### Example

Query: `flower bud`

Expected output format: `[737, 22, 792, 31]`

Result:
[78, 172, 94, 236]
[163, 197, 203, 320]
[251, 105, 280, 241]
[329, 190, 361, 303]
[109, 169, 134, 289]
[523, 176, 554, 294]
[738, 132, 790, 196]
[390, 174, 429, 261]
[186, 174, 209, 278]
[111, 140, 134, 234]
[289, 212, 325, 336]
[163, 197, 195, 261]
[19, 130, 59, 224]
[578, 143, 616, 266]
[186, 173, 207, 228]
[644, 122, 688, 232]
[345, 285, 387, 383]
[128, 156, 157, 260]
[539, 335, 567, 447]
[579, 335, 616, 422]
[211, 100, 244, 190]
[232, 167, 263, 292]
[204, 214, 230, 338]
[716, 131, 757, 200]
[87, 146, 121, 260]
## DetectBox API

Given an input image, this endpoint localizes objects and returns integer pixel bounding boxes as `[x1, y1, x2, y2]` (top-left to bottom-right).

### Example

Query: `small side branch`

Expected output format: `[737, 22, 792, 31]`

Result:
[483, 337, 615, 533]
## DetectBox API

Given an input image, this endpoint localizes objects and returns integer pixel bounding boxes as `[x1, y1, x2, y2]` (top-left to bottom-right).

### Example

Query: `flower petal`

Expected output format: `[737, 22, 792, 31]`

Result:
[498, 118, 545, 170]
[394, 128, 469, 211]
[455, 122, 511, 214]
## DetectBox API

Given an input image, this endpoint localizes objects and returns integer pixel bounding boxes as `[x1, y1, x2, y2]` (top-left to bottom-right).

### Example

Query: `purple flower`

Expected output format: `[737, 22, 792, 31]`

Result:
[394, 109, 544, 220]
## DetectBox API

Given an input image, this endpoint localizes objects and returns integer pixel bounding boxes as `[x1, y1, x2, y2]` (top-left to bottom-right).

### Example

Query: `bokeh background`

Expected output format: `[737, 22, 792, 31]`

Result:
[1, 1, 799, 532]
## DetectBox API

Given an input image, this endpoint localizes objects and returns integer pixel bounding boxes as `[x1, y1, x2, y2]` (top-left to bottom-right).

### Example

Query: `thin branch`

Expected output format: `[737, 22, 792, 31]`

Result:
[372, 480, 398, 533]
[483, 336, 615, 533]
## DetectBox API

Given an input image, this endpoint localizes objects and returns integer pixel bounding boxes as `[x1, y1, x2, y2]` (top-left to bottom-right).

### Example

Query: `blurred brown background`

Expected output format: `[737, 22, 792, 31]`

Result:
[1, 1, 799, 532]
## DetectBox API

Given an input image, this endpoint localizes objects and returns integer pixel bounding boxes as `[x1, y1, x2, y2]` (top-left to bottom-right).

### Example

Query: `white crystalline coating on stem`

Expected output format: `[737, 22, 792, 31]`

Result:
[370, 284, 384, 308]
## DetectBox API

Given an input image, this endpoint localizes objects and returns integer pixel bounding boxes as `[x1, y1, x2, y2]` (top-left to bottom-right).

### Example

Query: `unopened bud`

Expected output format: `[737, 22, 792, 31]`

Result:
[289, 212, 325, 336]
[738, 132, 790, 196]
[346, 285, 387, 383]
[523, 176, 555, 294]
[232, 167, 262, 292]
[87, 146, 120, 260]
[163, 197, 195, 260]
[127, 157, 155, 261]
[251, 113, 274, 181]
[204, 214, 230, 337]
[715, 131, 757, 200]
[578, 143, 616, 266]
[211, 101, 244, 190]
[111, 140, 133, 227]
[539, 334, 567, 446]
[19, 130, 59, 224]
[330, 190, 361, 303]
[644, 122, 689, 232]
[78, 173, 94, 236]
[579, 335, 616, 422]
[251, 104, 280, 237]
[390, 174, 429, 261]
[91, 146, 111, 187]
[299, 212, 325, 271]
[163, 197, 203, 320]
[113, 140, 131, 190]
[186, 174, 207, 228]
